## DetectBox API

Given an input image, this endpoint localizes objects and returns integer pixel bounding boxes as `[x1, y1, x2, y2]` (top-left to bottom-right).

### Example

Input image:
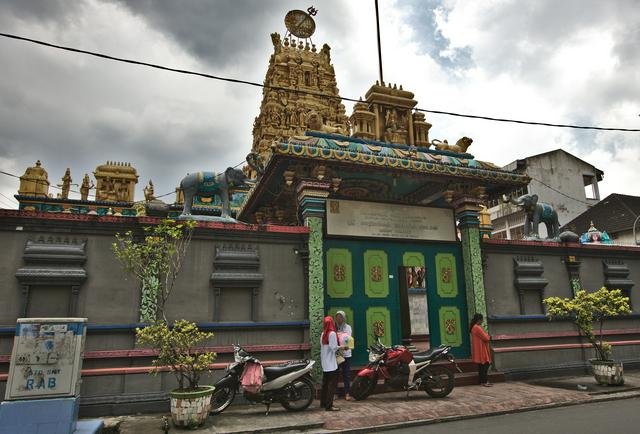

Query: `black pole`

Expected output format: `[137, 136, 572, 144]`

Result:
[374, 0, 384, 85]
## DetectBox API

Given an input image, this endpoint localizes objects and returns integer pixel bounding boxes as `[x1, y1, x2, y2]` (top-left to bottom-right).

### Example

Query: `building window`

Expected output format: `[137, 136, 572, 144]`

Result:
[583, 175, 599, 200]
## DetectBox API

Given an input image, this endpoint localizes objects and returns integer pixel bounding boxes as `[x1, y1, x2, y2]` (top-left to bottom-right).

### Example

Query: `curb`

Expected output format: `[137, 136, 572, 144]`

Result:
[223, 421, 325, 434]
[326, 390, 640, 434]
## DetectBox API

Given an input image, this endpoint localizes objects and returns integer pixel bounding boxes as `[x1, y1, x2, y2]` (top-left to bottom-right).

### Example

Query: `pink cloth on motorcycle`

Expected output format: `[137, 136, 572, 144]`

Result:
[471, 324, 492, 364]
[240, 361, 264, 394]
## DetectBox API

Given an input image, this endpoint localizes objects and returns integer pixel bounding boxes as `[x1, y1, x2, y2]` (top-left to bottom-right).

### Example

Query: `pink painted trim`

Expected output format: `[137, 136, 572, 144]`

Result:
[0, 210, 309, 234]
[0, 359, 293, 382]
[494, 340, 640, 353]
[482, 238, 640, 251]
[0, 343, 311, 364]
[492, 328, 640, 341]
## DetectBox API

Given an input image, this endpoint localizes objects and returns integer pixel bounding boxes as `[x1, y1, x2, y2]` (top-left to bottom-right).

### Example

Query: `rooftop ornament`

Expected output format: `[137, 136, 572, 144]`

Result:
[580, 221, 613, 244]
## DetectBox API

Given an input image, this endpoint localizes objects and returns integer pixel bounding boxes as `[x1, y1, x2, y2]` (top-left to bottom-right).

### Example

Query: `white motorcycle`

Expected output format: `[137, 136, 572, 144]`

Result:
[210, 344, 316, 415]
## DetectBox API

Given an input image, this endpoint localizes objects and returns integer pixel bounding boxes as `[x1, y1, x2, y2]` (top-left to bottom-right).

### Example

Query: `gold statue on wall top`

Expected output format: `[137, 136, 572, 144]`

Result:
[80, 174, 94, 201]
[18, 160, 50, 198]
[143, 180, 156, 202]
[431, 137, 473, 154]
[57, 168, 72, 199]
[93, 161, 138, 202]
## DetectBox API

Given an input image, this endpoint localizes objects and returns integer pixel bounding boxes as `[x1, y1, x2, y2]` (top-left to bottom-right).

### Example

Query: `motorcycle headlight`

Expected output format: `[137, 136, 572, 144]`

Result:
[368, 352, 378, 363]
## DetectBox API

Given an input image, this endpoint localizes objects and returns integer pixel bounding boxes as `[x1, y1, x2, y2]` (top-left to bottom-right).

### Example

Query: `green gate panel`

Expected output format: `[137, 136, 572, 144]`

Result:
[326, 248, 353, 298]
[438, 306, 463, 347]
[366, 306, 392, 348]
[326, 306, 355, 333]
[364, 250, 389, 298]
[402, 252, 425, 268]
[435, 253, 458, 298]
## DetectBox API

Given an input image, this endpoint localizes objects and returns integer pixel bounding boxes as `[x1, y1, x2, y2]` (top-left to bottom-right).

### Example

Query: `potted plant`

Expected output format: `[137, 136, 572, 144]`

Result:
[136, 320, 216, 428]
[114, 219, 217, 428]
[544, 287, 631, 385]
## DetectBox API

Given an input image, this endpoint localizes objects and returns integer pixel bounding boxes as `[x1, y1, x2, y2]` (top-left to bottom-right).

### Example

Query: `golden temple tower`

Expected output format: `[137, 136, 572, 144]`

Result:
[350, 82, 432, 146]
[18, 160, 50, 197]
[93, 161, 139, 202]
[251, 9, 349, 164]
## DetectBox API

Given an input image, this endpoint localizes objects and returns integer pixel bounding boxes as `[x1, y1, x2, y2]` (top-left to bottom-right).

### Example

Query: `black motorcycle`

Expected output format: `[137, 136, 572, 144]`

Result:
[210, 344, 316, 415]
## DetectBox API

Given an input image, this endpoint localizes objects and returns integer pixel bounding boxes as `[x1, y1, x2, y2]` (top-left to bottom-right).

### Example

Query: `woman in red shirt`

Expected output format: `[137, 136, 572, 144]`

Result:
[470, 313, 492, 387]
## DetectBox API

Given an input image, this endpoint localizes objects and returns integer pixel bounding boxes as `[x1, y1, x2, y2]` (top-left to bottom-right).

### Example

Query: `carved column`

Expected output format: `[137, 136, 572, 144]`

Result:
[447, 185, 488, 323]
[20, 284, 29, 317]
[297, 180, 331, 381]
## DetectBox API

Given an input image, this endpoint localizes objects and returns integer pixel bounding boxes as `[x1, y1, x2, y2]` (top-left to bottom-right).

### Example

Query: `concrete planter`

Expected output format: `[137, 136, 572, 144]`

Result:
[590, 360, 624, 386]
[169, 385, 215, 429]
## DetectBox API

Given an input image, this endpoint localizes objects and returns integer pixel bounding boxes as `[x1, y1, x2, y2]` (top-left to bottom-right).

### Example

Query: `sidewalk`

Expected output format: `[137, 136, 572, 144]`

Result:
[104, 375, 640, 433]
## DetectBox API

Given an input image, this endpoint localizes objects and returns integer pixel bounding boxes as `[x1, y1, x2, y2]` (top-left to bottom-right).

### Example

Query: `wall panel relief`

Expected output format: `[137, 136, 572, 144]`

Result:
[364, 250, 389, 298]
[326, 248, 353, 298]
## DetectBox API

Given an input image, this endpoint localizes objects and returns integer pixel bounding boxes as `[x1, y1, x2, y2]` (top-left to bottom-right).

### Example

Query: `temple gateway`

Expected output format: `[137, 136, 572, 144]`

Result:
[1, 9, 638, 414]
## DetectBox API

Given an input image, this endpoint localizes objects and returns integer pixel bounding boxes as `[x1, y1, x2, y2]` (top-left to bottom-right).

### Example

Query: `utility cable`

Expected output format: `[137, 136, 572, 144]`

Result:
[1, 32, 639, 132]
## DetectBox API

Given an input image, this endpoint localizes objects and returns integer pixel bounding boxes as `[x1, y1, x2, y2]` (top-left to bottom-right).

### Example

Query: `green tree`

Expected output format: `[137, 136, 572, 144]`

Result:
[113, 219, 215, 391]
[112, 219, 196, 322]
[544, 287, 631, 361]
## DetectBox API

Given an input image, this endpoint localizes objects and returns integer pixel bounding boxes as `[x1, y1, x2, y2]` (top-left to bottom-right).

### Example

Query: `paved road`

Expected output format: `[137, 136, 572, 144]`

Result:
[391, 397, 640, 434]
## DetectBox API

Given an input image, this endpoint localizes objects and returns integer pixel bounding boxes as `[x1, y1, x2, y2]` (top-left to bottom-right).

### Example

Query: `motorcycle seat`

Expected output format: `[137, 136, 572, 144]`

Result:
[413, 347, 447, 363]
[263, 361, 308, 381]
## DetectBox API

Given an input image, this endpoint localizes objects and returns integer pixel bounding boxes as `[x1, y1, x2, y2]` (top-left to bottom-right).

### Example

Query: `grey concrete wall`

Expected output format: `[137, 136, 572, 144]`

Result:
[482, 240, 640, 378]
[0, 214, 309, 414]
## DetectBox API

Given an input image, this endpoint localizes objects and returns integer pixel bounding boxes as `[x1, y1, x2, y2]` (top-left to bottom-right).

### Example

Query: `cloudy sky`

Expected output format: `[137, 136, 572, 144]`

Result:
[0, 0, 638, 209]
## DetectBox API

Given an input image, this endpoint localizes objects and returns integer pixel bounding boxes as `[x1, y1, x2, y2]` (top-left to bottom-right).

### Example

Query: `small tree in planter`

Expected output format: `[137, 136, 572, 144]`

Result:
[544, 287, 631, 385]
[113, 219, 217, 428]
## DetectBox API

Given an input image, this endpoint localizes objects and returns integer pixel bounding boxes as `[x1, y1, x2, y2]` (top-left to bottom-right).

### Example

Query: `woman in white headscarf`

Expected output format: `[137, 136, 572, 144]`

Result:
[335, 310, 353, 401]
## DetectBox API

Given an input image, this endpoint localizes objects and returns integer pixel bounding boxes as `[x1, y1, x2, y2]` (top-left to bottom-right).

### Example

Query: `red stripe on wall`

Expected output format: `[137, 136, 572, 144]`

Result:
[0, 359, 296, 382]
[0, 343, 310, 364]
[0, 210, 309, 234]
[492, 329, 640, 341]
[494, 340, 640, 353]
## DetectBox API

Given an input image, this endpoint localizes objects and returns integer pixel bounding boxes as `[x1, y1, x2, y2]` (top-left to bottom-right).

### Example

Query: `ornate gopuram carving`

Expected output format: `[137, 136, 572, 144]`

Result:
[249, 31, 349, 176]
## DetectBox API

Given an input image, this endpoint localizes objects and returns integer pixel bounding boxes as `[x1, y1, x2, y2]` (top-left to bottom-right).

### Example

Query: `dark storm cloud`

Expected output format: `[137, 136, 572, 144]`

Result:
[0, 0, 81, 22]
[111, 0, 352, 70]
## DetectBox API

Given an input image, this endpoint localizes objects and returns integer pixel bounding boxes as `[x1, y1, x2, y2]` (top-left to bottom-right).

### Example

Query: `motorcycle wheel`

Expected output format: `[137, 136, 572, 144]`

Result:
[280, 377, 315, 411]
[422, 365, 454, 398]
[351, 375, 376, 401]
[209, 385, 236, 415]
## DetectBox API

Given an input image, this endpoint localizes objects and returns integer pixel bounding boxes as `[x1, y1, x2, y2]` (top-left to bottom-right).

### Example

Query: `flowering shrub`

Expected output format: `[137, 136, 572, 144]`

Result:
[136, 319, 216, 391]
[544, 287, 631, 361]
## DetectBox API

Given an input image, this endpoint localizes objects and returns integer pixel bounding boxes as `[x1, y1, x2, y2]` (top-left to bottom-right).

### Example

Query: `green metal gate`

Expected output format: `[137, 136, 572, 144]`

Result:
[324, 238, 470, 364]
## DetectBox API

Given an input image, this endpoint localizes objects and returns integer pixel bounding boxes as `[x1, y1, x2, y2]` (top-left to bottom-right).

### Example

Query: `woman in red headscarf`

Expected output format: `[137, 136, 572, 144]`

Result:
[320, 315, 341, 411]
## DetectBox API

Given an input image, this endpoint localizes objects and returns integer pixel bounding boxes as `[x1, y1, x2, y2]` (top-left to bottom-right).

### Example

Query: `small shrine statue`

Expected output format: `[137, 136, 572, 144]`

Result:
[580, 222, 613, 244]
[80, 174, 94, 201]
[100, 177, 117, 201]
[143, 180, 156, 202]
[58, 168, 72, 199]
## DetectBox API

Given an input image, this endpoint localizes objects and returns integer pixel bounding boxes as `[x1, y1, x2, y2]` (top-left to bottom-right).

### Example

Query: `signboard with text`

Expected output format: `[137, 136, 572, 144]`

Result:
[5, 318, 87, 400]
[326, 199, 456, 241]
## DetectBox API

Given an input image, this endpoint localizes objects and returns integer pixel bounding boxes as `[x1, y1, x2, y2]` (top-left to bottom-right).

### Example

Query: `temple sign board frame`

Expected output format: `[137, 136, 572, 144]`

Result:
[5, 318, 87, 400]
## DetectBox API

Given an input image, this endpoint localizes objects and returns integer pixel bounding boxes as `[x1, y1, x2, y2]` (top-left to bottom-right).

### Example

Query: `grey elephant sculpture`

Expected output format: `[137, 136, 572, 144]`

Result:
[503, 193, 560, 239]
[180, 167, 247, 219]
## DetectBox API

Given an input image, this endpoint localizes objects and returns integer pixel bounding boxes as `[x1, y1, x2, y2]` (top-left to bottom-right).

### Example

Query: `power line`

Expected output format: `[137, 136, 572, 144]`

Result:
[528, 176, 593, 206]
[1, 32, 639, 133]
[0, 191, 19, 205]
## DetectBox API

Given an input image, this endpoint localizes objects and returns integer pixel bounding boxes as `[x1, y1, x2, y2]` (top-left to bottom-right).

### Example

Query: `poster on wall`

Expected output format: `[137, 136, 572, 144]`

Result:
[326, 199, 456, 241]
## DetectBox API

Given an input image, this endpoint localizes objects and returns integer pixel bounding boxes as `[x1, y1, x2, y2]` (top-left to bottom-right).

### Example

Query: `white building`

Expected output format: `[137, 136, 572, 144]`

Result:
[488, 149, 603, 239]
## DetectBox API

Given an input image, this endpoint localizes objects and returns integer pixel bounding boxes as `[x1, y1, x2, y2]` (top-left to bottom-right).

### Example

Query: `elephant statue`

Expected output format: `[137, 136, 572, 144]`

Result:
[503, 193, 560, 239]
[180, 167, 247, 219]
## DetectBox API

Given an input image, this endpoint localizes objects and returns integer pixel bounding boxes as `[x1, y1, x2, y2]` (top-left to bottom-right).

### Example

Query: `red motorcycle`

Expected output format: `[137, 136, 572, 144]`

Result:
[351, 342, 460, 400]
